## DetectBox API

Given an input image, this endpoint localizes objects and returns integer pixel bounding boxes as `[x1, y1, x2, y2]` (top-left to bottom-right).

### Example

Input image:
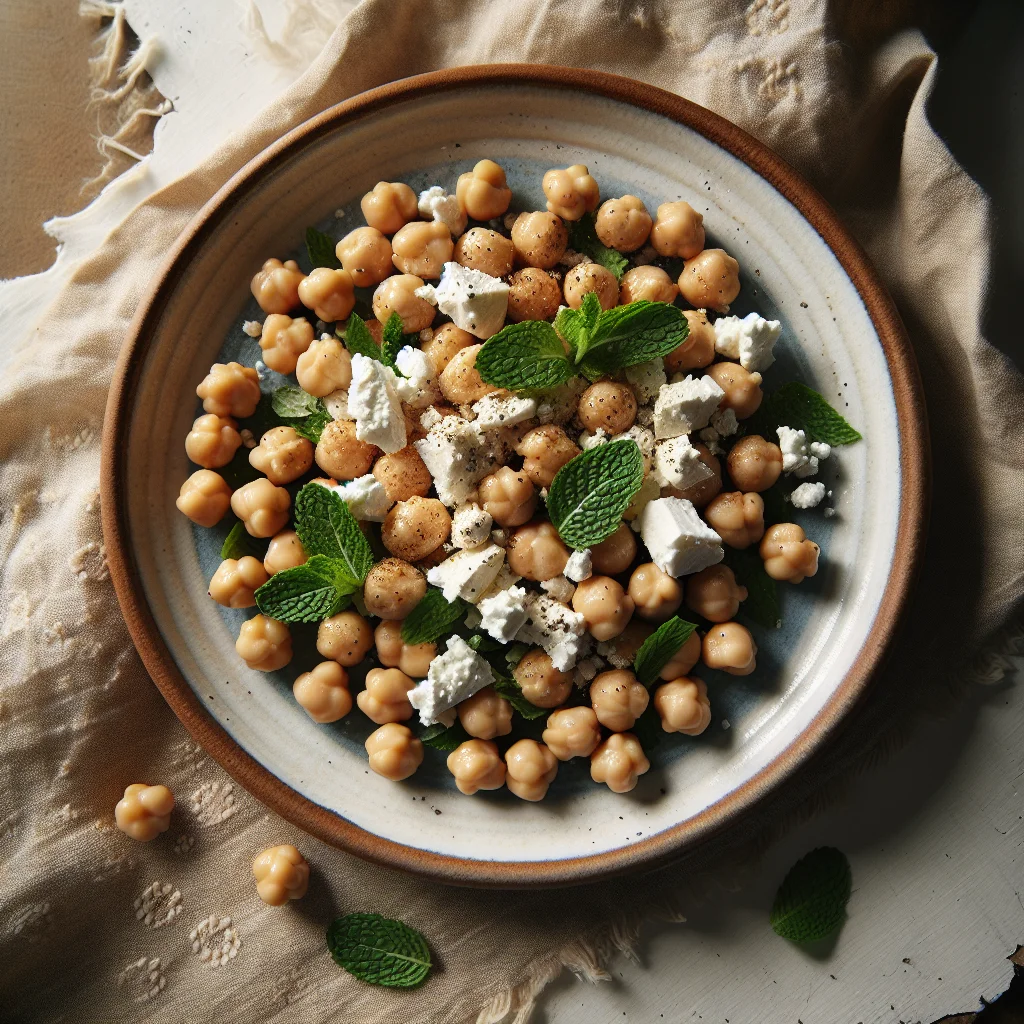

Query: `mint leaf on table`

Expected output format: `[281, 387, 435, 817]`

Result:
[326, 913, 431, 988]
[751, 381, 862, 446]
[554, 291, 602, 357]
[567, 212, 630, 280]
[293, 482, 374, 585]
[401, 588, 468, 645]
[492, 673, 548, 720]
[578, 301, 689, 378]
[306, 226, 341, 270]
[220, 520, 268, 561]
[338, 312, 383, 361]
[546, 439, 645, 549]
[724, 547, 781, 629]
[254, 554, 355, 623]
[476, 320, 576, 392]
[419, 720, 471, 751]
[770, 847, 852, 943]
[633, 616, 698, 687]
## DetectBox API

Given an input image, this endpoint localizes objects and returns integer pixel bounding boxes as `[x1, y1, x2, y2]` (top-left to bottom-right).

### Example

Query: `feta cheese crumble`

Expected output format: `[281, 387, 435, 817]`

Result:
[540, 575, 576, 604]
[713, 312, 781, 372]
[611, 425, 656, 473]
[653, 375, 725, 438]
[242, 320, 263, 338]
[477, 585, 529, 643]
[426, 544, 506, 603]
[516, 594, 588, 671]
[639, 497, 724, 577]
[777, 426, 831, 478]
[790, 481, 827, 508]
[323, 388, 350, 421]
[312, 474, 391, 521]
[624, 358, 667, 405]
[414, 414, 502, 506]
[417, 186, 467, 237]
[408, 636, 494, 726]
[579, 428, 609, 451]
[653, 435, 715, 491]
[471, 393, 538, 429]
[415, 262, 509, 340]
[394, 346, 438, 408]
[624, 474, 661, 529]
[348, 353, 407, 453]
[563, 549, 593, 583]
[451, 503, 493, 550]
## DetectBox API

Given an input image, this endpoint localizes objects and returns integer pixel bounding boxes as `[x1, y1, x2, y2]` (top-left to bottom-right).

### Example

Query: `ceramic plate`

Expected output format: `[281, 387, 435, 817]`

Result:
[102, 66, 927, 887]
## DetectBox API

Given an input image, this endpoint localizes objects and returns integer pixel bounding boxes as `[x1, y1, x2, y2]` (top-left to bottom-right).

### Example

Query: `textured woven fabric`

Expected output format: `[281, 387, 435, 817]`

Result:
[1, 2, 1022, 1022]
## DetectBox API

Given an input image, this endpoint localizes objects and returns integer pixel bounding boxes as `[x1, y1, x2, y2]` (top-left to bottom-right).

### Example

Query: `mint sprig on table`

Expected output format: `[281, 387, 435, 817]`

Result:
[750, 381, 862, 447]
[724, 547, 780, 630]
[546, 440, 645, 549]
[270, 386, 332, 443]
[305, 226, 341, 270]
[401, 589, 468, 645]
[567, 212, 630, 280]
[327, 913, 432, 988]
[770, 847, 852, 943]
[633, 616, 698, 687]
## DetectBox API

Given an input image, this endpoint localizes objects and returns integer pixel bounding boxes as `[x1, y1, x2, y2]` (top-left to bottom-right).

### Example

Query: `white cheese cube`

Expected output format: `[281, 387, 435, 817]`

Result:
[471, 393, 538, 429]
[408, 636, 494, 726]
[516, 594, 587, 671]
[426, 544, 505, 604]
[563, 549, 593, 583]
[639, 497, 724, 577]
[653, 435, 715, 491]
[348, 353, 406, 454]
[394, 346, 439, 408]
[790, 481, 827, 508]
[710, 407, 739, 437]
[477, 585, 530, 643]
[624, 358, 667, 405]
[427, 262, 509, 340]
[312, 474, 392, 522]
[713, 312, 781, 372]
[653, 375, 724, 438]
[413, 415, 502, 506]
[610, 425, 656, 474]
[417, 186, 467, 236]
[451, 503, 493, 550]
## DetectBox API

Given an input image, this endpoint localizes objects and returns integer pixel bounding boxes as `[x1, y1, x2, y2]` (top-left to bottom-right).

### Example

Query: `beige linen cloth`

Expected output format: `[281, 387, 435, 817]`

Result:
[2, 2, 1023, 1021]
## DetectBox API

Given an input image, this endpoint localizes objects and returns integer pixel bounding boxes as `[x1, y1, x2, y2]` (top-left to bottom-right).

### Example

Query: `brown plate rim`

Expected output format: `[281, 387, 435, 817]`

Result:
[101, 64, 930, 888]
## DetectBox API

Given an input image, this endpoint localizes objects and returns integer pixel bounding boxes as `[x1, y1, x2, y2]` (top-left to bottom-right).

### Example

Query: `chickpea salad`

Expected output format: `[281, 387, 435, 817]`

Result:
[177, 158, 862, 802]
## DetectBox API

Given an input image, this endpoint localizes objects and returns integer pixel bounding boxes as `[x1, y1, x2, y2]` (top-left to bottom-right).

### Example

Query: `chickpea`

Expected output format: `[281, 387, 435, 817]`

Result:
[659, 629, 701, 681]
[650, 201, 706, 260]
[382, 497, 451, 561]
[456, 159, 512, 221]
[184, 413, 240, 470]
[365, 722, 423, 781]
[507, 267, 562, 322]
[542, 163, 600, 221]
[703, 621, 757, 675]
[295, 337, 353, 397]
[293, 662, 352, 723]
[578, 382, 637, 435]
[372, 274, 436, 333]
[514, 649, 573, 708]
[760, 523, 820, 583]
[373, 446, 432, 502]
[264, 529, 307, 575]
[248, 426, 313, 486]
[363, 558, 426, 619]
[446, 739, 506, 794]
[654, 676, 711, 735]
[422, 323, 475, 376]
[297, 267, 356, 323]
[390, 220, 453, 280]
[517, 425, 580, 488]
[454, 227, 515, 278]
[209, 556, 268, 609]
[510, 211, 568, 270]
[686, 564, 748, 622]
[706, 361, 763, 420]
[252, 844, 309, 906]
[542, 706, 601, 760]
[360, 181, 418, 234]
[678, 248, 741, 312]
[457, 685, 514, 740]
[704, 491, 765, 549]
[595, 195, 652, 252]
[251, 257, 305, 314]
[478, 467, 536, 528]
[438, 344, 496, 405]
[726, 435, 782, 492]
[573, 576, 635, 642]
[259, 313, 315, 374]
[196, 361, 261, 418]
[590, 732, 650, 793]
[176, 470, 231, 527]
[374, 620, 436, 678]
[356, 667, 416, 725]
[315, 418, 379, 480]
[115, 783, 174, 841]
[317, 609, 373, 665]
[236, 614, 292, 671]
[590, 669, 649, 731]
[665, 442, 722, 509]
[590, 523, 638, 575]
[628, 562, 683, 622]
[563, 261, 618, 311]
[230, 478, 290, 538]
[619, 265, 678, 305]
[507, 521, 569, 581]
[665, 309, 716, 372]
[505, 739, 558, 801]
[336, 226, 393, 287]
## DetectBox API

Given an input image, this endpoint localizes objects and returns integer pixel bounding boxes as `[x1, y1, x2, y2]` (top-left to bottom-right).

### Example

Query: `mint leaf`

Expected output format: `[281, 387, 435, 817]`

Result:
[751, 382, 862, 446]
[579, 301, 689, 377]
[476, 321, 576, 392]
[401, 588, 467, 645]
[327, 913, 431, 988]
[419, 720, 471, 751]
[288, 400, 331, 443]
[294, 483, 374, 584]
[546, 440, 645, 549]
[220, 521, 268, 561]
[272, 386, 319, 419]
[770, 847, 852, 943]
[554, 292, 601, 357]
[724, 547, 780, 629]
[339, 312, 383, 361]
[254, 555, 354, 623]
[306, 226, 341, 270]
[380, 312, 413, 375]
[567, 213, 629, 280]
[633, 616, 698, 687]
[493, 673, 548, 720]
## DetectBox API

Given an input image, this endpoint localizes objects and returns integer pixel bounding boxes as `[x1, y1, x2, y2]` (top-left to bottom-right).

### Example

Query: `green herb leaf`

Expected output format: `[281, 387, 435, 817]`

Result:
[306, 226, 341, 270]
[751, 381, 862, 446]
[419, 720, 471, 751]
[288, 401, 331, 444]
[503, 642, 530, 671]
[272, 386, 319, 419]
[465, 633, 502, 653]
[546, 440, 645, 549]
[339, 312, 383, 361]
[401, 588, 468, 646]
[578, 301, 689, 377]
[633, 616, 698, 687]
[493, 673, 548, 720]
[554, 292, 601, 357]
[220, 521, 268, 561]
[724, 546, 780, 629]
[326, 913, 432, 988]
[293, 483, 374, 584]
[380, 312, 413, 375]
[476, 320, 576, 392]
[770, 847, 852, 943]
[567, 213, 630, 281]
[254, 555, 354, 623]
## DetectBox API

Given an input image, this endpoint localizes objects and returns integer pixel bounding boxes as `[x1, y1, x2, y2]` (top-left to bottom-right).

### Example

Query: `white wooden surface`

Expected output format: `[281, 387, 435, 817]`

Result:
[5, 2, 1021, 1020]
